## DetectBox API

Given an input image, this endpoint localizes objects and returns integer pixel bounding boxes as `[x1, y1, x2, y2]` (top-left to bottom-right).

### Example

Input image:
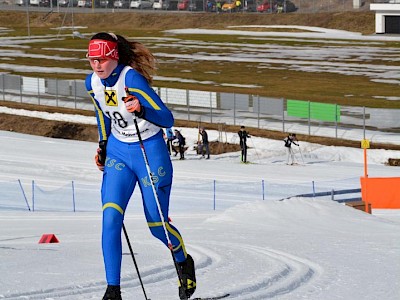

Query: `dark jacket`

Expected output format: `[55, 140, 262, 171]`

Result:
[238, 130, 250, 148]
[284, 135, 299, 148]
[200, 130, 209, 145]
[175, 131, 185, 146]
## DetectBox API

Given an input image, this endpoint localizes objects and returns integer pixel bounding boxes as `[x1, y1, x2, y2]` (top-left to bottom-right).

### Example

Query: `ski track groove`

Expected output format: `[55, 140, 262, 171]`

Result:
[1, 262, 174, 299]
[190, 241, 321, 299]
[2, 241, 320, 299]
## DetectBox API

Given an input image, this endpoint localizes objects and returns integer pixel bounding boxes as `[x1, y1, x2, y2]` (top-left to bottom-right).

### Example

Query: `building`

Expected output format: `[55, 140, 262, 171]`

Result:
[370, 0, 400, 34]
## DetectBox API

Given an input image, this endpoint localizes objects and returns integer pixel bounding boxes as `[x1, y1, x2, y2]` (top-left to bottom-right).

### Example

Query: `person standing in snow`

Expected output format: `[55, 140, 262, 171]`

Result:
[165, 127, 178, 156]
[238, 125, 250, 163]
[284, 133, 299, 165]
[199, 127, 210, 159]
[174, 129, 186, 160]
[85, 32, 196, 300]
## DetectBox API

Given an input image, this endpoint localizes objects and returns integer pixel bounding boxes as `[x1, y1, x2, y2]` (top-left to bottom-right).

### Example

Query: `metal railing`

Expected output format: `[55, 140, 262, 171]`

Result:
[293, 188, 362, 203]
[1, 73, 399, 144]
[0, 176, 362, 212]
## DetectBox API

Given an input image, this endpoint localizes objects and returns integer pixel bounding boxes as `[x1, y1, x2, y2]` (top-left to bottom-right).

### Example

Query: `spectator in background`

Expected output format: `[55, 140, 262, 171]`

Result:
[238, 126, 250, 163]
[284, 133, 299, 165]
[199, 127, 210, 159]
[165, 127, 178, 156]
[174, 129, 186, 160]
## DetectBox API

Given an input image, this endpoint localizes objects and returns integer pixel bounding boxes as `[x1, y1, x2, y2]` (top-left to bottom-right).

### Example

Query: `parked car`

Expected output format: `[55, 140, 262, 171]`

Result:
[221, 0, 237, 12]
[114, 0, 129, 8]
[277, 0, 296, 13]
[29, 0, 40, 5]
[256, 0, 271, 12]
[58, 0, 68, 5]
[59, 0, 78, 6]
[177, 0, 188, 10]
[256, 0, 295, 13]
[189, 0, 204, 11]
[77, 0, 91, 7]
[15, 0, 27, 5]
[130, 0, 153, 9]
[40, 0, 59, 5]
[242, 0, 256, 11]
[152, 0, 169, 9]
[99, 0, 111, 7]
[38, 0, 49, 6]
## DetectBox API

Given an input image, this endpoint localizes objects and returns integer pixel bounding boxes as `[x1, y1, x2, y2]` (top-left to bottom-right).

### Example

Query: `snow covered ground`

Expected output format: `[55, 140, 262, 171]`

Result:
[0, 126, 399, 300]
[0, 24, 399, 300]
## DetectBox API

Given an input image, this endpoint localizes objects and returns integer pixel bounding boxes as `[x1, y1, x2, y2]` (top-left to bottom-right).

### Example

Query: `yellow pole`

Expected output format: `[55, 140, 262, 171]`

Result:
[362, 139, 370, 212]
[363, 148, 368, 178]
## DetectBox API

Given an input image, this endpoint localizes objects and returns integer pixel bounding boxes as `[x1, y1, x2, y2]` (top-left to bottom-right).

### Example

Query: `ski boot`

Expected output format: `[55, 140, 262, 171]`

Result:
[102, 285, 122, 300]
[178, 254, 196, 299]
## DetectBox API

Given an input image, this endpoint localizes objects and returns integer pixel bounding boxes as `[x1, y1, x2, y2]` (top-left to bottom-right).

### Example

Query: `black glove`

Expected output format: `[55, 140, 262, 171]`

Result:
[97, 140, 107, 166]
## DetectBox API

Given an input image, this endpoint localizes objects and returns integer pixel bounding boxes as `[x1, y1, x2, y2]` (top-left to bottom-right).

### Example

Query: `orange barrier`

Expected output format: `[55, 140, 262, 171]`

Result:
[360, 177, 400, 209]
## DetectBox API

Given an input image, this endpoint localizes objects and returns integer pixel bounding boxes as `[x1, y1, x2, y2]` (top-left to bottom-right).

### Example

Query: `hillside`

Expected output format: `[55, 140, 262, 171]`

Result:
[0, 9, 376, 34]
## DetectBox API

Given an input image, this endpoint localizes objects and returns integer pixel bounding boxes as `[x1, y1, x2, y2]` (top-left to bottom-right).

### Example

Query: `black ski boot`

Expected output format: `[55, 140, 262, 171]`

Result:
[102, 285, 122, 300]
[178, 254, 196, 299]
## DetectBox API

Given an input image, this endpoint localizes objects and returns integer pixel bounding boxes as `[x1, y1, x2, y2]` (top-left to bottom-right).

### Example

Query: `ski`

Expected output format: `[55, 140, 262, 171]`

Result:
[192, 293, 230, 300]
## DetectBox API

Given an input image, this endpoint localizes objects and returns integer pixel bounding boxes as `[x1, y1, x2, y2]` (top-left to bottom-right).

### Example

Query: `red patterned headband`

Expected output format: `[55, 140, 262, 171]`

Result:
[87, 39, 119, 60]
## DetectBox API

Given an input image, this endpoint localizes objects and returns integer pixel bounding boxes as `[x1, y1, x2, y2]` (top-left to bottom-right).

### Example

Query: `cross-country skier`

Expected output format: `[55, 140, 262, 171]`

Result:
[85, 32, 196, 300]
[284, 133, 299, 165]
[238, 126, 250, 163]
[165, 127, 178, 156]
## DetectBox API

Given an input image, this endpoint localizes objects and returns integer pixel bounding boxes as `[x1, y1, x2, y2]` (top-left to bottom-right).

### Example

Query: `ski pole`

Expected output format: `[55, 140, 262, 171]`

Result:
[298, 146, 305, 164]
[122, 223, 150, 300]
[125, 88, 188, 299]
[250, 137, 260, 163]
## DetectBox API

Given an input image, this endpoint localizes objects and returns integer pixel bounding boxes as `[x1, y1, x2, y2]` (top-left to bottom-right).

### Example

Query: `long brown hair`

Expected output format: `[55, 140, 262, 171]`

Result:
[90, 32, 156, 84]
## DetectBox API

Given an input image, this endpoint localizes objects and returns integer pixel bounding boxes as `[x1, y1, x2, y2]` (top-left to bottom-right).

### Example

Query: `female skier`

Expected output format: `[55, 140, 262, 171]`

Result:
[85, 32, 196, 300]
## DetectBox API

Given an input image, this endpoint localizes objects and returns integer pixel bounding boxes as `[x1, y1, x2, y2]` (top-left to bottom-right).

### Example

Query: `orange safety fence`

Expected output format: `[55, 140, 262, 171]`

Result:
[360, 177, 400, 209]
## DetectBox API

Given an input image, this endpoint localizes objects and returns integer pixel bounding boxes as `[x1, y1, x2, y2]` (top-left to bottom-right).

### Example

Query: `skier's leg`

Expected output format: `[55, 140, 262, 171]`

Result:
[132, 134, 187, 262]
[142, 178, 187, 262]
[290, 147, 295, 164]
[141, 173, 196, 299]
[101, 138, 137, 286]
[134, 133, 196, 298]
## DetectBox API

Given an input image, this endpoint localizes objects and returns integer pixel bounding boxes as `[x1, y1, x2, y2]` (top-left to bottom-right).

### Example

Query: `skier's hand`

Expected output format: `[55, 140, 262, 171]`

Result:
[95, 140, 107, 171]
[123, 94, 142, 115]
[95, 149, 105, 171]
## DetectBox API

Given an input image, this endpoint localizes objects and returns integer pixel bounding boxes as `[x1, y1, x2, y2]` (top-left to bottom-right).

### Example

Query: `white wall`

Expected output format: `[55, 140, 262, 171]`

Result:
[370, 3, 400, 33]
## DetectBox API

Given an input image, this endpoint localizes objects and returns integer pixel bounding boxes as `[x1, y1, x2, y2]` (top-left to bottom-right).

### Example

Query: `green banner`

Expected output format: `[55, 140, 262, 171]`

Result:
[287, 100, 340, 122]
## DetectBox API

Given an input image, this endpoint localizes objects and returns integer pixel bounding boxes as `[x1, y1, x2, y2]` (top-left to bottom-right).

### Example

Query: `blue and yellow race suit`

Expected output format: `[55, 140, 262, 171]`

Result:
[86, 64, 187, 286]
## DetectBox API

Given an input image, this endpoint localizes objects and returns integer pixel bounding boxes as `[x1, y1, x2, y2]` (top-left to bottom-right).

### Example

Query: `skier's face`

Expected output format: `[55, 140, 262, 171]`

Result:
[88, 57, 118, 79]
